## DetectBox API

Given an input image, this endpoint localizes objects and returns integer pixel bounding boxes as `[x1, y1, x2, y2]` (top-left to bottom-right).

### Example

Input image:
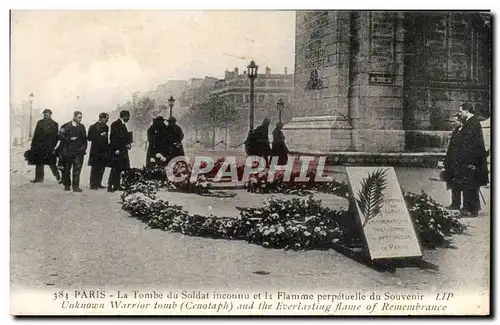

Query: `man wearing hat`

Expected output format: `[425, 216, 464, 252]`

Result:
[88, 112, 110, 189]
[59, 111, 87, 192]
[146, 116, 169, 167]
[165, 116, 185, 165]
[27, 109, 61, 183]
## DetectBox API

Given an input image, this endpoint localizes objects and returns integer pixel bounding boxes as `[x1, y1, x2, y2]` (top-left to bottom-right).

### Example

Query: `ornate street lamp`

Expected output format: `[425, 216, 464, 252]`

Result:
[247, 60, 258, 130]
[28, 92, 34, 139]
[168, 96, 175, 118]
[276, 98, 285, 123]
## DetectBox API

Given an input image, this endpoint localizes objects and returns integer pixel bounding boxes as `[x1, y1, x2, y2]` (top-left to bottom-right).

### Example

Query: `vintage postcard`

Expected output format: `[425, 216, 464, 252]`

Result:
[10, 10, 491, 316]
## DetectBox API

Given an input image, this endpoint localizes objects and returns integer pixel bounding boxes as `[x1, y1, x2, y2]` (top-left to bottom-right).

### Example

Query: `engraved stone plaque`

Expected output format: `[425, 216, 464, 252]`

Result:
[346, 167, 422, 260]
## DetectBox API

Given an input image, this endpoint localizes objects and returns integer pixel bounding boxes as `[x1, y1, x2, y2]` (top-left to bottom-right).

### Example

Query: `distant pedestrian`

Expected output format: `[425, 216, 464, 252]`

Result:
[271, 122, 289, 166]
[165, 117, 185, 165]
[27, 109, 61, 183]
[108, 110, 132, 192]
[451, 103, 489, 217]
[88, 112, 110, 189]
[444, 113, 463, 210]
[59, 111, 87, 192]
[146, 116, 169, 167]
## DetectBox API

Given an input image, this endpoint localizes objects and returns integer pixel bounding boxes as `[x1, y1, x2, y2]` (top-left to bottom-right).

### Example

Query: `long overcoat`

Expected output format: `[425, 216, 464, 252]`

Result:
[271, 128, 289, 165]
[108, 119, 131, 169]
[28, 118, 59, 166]
[248, 124, 271, 159]
[165, 124, 185, 163]
[87, 122, 109, 166]
[448, 116, 489, 189]
[146, 121, 169, 166]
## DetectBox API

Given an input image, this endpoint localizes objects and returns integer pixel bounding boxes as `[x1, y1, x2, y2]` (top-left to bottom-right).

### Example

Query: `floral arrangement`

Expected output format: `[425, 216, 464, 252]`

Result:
[404, 191, 466, 248]
[195, 158, 246, 181]
[168, 161, 211, 194]
[122, 153, 211, 194]
[245, 167, 351, 198]
[121, 175, 467, 251]
[237, 196, 353, 250]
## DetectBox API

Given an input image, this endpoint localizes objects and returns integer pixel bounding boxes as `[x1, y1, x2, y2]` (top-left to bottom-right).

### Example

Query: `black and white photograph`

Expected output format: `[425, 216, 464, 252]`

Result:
[9, 8, 492, 316]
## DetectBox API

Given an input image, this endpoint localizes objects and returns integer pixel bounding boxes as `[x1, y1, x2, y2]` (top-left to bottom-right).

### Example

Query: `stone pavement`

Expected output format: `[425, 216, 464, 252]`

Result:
[10, 146, 490, 295]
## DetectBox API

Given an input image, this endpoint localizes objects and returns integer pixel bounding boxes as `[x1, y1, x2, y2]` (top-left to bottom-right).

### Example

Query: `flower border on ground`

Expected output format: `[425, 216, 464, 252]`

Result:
[120, 174, 467, 251]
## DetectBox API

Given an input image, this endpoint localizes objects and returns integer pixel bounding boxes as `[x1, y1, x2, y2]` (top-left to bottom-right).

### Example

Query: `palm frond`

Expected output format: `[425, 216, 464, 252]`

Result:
[355, 169, 389, 228]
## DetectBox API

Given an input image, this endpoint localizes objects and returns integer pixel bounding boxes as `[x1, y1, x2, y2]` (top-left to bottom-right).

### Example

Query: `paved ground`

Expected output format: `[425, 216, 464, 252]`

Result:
[10, 146, 490, 294]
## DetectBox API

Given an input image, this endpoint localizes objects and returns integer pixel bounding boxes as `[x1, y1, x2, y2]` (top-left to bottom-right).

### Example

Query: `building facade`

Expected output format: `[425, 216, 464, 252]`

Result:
[284, 11, 491, 153]
[179, 77, 219, 109]
[209, 67, 294, 146]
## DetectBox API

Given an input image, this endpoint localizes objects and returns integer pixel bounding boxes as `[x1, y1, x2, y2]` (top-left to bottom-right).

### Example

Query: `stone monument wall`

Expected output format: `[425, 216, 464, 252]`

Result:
[285, 11, 491, 153]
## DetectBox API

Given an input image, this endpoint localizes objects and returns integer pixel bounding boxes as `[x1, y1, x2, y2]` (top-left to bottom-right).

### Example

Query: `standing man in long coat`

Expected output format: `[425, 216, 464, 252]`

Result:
[108, 110, 132, 192]
[453, 103, 489, 217]
[88, 112, 109, 189]
[165, 117, 185, 165]
[444, 113, 463, 210]
[271, 122, 289, 166]
[28, 109, 61, 183]
[59, 111, 87, 192]
[146, 116, 169, 167]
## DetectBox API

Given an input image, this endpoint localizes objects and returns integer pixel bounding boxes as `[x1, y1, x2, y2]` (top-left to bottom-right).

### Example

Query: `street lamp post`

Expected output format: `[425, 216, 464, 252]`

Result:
[276, 98, 285, 123]
[247, 60, 258, 131]
[28, 93, 34, 139]
[168, 96, 175, 118]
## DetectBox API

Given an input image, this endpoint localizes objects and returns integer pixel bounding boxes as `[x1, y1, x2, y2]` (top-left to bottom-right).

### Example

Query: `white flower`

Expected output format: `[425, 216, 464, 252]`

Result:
[160, 157, 167, 162]
[150, 158, 156, 163]
[155, 153, 163, 159]
[304, 231, 311, 236]
[277, 226, 285, 234]
[314, 226, 321, 233]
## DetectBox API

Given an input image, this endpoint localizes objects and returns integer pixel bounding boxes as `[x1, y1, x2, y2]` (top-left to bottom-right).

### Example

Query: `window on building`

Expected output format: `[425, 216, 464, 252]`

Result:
[259, 95, 265, 103]
[236, 95, 243, 103]
[245, 95, 249, 102]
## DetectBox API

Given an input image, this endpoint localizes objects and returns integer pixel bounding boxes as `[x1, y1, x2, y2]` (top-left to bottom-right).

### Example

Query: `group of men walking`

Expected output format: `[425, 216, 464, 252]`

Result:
[27, 109, 132, 193]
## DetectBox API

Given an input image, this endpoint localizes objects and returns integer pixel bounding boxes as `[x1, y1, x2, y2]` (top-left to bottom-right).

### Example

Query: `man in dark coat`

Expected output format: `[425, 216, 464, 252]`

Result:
[444, 114, 463, 210]
[59, 111, 87, 192]
[107, 110, 132, 192]
[271, 122, 289, 166]
[246, 118, 271, 164]
[28, 109, 61, 183]
[88, 112, 110, 189]
[146, 116, 169, 167]
[452, 103, 489, 217]
[165, 117, 185, 165]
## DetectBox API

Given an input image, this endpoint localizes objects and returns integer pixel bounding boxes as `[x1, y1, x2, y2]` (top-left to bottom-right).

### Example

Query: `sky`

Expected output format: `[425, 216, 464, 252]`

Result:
[10, 10, 296, 121]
